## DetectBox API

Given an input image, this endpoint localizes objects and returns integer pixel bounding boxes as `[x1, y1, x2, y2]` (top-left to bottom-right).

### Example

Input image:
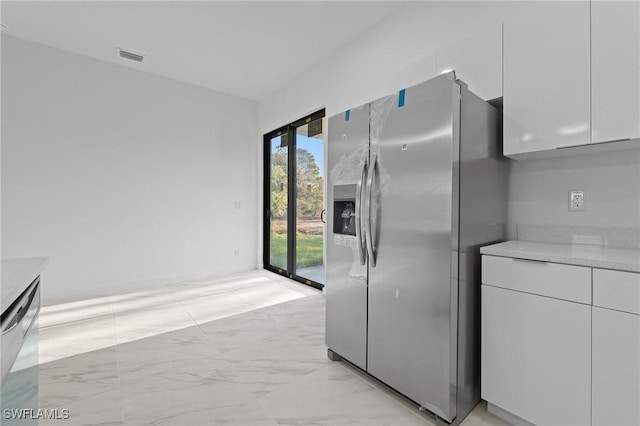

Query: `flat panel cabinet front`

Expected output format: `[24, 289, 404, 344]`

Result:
[482, 255, 591, 304]
[503, 1, 591, 157]
[481, 285, 591, 425]
[592, 307, 640, 426]
[591, 0, 640, 143]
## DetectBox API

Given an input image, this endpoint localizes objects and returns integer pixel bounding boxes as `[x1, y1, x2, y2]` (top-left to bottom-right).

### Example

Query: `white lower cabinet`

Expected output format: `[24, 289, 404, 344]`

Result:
[592, 268, 640, 425]
[481, 285, 591, 425]
[592, 307, 640, 426]
[482, 254, 640, 425]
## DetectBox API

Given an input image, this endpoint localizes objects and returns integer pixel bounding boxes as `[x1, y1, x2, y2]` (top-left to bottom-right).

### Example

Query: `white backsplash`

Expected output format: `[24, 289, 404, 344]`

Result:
[517, 224, 640, 249]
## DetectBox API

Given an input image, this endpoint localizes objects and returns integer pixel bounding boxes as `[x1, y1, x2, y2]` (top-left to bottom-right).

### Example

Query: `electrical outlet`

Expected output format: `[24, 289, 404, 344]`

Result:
[233, 249, 240, 257]
[569, 190, 585, 212]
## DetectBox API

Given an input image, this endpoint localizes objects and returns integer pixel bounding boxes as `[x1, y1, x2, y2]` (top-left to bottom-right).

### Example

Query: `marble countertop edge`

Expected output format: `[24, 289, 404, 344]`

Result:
[480, 241, 640, 273]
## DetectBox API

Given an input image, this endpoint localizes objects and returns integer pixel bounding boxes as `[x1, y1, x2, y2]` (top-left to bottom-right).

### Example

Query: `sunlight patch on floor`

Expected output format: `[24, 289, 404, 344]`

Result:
[38, 271, 307, 363]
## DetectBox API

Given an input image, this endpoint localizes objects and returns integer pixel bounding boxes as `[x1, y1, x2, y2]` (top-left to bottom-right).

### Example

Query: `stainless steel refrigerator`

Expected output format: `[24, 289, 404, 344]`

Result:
[326, 72, 507, 424]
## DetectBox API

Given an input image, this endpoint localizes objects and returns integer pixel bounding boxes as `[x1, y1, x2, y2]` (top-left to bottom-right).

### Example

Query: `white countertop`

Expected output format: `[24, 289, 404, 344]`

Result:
[2, 257, 49, 313]
[480, 241, 640, 273]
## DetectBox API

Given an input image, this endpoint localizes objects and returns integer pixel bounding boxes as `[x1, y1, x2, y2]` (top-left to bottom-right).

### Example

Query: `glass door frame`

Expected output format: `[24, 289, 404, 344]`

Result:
[263, 109, 326, 289]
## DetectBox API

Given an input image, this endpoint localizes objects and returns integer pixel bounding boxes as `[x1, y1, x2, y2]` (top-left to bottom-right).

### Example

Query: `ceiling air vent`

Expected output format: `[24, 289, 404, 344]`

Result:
[117, 48, 144, 63]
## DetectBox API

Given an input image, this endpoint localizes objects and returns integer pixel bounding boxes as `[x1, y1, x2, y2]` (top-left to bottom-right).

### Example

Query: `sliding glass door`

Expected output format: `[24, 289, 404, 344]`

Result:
[293, 118, 326, 285]
[266, 130, 289, 273]
[264, 110, 326, 288]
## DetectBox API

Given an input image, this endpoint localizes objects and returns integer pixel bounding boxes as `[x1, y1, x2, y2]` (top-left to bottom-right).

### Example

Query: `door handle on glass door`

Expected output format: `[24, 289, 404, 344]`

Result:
[365, 152, 377, 267]
[355, 163, 367, 266]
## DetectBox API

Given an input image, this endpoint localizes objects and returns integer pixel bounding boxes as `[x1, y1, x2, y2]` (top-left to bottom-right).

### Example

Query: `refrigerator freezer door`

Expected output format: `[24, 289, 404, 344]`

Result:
[326, 105, 370, 370]
[367, 75, 459, 421]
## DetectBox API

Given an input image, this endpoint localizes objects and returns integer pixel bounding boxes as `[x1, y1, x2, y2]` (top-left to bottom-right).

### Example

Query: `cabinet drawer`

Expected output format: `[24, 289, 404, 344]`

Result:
[482, 255, 591, 304]
[593, 269, 640, 315]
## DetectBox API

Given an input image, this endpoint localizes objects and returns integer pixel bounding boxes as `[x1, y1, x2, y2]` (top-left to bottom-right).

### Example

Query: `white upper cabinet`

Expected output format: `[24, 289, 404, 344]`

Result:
[503, 2, 591, 158]
[436, 25, 502, 101]
[591, 0, 640, 144]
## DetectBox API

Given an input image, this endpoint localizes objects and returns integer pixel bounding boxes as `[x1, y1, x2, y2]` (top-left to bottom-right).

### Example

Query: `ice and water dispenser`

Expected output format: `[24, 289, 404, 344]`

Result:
[333, 184, 357, 236]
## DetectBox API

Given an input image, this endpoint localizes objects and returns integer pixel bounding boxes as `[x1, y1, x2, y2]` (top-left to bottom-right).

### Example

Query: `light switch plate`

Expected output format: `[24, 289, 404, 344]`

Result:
[569, 190, 585, 211]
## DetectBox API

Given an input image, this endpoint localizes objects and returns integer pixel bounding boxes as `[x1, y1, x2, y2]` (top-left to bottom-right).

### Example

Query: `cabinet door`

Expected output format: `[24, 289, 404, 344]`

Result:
[503, 1, 590, 157]
[592, 1, 640, 143]
[481, 285, 591, 425]
[436, 25, 502, 101]
[592, 307, 640, 426]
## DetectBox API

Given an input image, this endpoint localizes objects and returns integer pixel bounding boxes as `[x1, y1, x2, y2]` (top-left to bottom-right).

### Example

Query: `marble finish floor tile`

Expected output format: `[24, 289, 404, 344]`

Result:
[115, 325, 220, 367]
[39, 297, 114, 328]
[232, 282, 306, 309]
[167, 275, 274, 300]
[113, 301, 198, 344]
[121, 379, 277, 426]
[197, 311, 299, 349]
[108, 290, 179, 316]
[38, 316, 117, 364]
[36, 270, 508, 426]
[38, 347, 123, 426]
[257, 363, 434, 426]
[39, 346, 119, 386]
[178, 295, 257, 327]
[39, 386, 124, 426]
[203, 345, 331, 398]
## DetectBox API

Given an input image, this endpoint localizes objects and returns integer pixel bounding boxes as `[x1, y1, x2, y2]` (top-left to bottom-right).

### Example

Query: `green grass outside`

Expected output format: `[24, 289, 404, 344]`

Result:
[270, 232, 323, 269]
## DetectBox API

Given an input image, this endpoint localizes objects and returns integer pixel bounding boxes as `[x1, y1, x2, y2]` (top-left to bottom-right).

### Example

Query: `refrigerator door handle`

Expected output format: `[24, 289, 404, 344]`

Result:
[355, 162, 368, 266]
[365, 152, 377, 267]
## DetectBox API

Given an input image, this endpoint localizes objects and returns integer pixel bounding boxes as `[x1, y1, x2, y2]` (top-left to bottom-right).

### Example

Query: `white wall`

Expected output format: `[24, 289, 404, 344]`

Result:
[507, 149, 640, 239]
[258, 1, 640, 261]
[258, 1, 545, 133]
[2, 35, 259, 305]
[257, 1, 536, 268]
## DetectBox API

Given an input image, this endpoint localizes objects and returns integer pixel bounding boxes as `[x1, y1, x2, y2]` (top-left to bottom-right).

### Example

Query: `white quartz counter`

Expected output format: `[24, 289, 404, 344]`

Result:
[1, 257, 49, 313]
[480, 241, 640, 273]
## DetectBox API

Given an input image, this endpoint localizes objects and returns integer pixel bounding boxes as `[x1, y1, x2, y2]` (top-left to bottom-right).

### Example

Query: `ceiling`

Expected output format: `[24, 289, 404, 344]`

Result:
[1, 1, 406, 101]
